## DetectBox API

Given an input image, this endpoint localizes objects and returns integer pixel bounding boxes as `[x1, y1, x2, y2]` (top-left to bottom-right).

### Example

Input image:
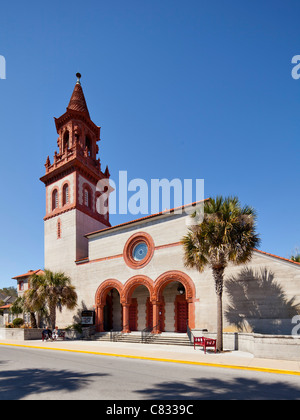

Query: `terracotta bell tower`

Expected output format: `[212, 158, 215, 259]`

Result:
[40, 74, 111, 271]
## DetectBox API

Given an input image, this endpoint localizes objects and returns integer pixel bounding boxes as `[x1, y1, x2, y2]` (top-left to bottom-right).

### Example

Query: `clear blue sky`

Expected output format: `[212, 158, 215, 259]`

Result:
[0, 0, 299, 289]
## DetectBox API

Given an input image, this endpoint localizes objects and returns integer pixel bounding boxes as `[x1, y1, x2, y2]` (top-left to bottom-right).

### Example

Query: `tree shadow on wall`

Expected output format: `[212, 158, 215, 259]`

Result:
[224, 267, 300, 334]
[72, 300, 91, 325]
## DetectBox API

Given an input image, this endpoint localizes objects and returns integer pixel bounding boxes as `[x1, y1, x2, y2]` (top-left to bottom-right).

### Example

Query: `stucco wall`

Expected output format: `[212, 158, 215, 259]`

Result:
[53, 211, 300, 335]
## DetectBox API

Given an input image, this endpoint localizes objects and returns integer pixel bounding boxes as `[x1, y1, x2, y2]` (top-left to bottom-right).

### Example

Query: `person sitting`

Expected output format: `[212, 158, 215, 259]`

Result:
[42, 326, 52, 341]
[52, 326, 59, 340]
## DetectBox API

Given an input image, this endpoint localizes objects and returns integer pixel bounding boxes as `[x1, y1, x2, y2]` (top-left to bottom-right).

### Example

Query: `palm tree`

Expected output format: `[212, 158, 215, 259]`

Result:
[181, 196, 260, 352]
[10, 296, 38, 328]
[24, 288, 48, 328]
[28, 270, 78, 330]
[291, 254, 300, 263]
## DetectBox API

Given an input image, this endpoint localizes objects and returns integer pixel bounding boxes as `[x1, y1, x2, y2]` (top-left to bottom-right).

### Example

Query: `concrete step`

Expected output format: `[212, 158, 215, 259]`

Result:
[94, 331, 193, 346]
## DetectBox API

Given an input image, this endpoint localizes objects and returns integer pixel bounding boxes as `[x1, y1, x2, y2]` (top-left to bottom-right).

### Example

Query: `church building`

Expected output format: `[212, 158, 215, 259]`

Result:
[16, 75, 300, 336]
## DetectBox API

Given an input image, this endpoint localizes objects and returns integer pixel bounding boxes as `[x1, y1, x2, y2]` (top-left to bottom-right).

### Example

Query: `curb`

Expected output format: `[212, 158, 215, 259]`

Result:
[1, 341, 300, 377]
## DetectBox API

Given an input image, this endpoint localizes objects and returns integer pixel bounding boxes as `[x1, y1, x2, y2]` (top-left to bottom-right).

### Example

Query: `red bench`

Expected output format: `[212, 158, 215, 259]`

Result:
[54, 331, 66, 341]
[194, 337, 217, 353]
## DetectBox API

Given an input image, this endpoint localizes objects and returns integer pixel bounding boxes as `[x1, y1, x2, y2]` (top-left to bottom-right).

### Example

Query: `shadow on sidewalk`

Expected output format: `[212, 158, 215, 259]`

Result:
[0, 367, 108, 400]
[135, 375, 300, 400]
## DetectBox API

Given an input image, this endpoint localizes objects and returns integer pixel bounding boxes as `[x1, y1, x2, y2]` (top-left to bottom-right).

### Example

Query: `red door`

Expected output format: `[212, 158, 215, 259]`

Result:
[146, 297, 165, 331]
[176, 296, 188, 333]
[129, 298, 137, 331]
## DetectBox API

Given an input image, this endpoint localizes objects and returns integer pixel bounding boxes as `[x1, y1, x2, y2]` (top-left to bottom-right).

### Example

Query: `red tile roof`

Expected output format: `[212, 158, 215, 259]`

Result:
[12, 269, 44, 280]
[86, 199, 210, 238]
[67, 82, 90, 116]
[253, 249, 300, 267]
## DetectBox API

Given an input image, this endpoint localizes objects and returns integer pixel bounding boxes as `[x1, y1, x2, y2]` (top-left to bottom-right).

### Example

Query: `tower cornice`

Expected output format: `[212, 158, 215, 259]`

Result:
[54, 110, 100, 139]
[40, 156, 107, 186]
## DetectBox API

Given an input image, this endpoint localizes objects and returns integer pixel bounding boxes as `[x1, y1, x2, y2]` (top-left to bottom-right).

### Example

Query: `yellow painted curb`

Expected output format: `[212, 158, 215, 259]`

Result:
[1, 342, 299, 377]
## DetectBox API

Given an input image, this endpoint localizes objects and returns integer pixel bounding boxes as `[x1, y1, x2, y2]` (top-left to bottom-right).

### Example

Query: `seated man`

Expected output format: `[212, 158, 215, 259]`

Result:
[42, 326, 52, 341]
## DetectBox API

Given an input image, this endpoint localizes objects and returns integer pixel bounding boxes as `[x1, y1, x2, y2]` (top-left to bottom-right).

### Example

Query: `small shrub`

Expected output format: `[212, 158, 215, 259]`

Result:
[12, 318, 24, 328]
[66, 323, 82, 334]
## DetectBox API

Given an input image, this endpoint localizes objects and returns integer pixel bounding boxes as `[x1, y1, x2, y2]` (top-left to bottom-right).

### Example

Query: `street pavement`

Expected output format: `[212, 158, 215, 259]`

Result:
[0, 338, 299, 376]
[0, 340, 300, 400]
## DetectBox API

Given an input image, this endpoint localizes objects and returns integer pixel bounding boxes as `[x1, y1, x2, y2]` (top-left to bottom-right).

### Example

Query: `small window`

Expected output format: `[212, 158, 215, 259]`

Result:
[52, 189, 58, 210]
[63, 131, 69, 152]
[84, 188, 90, 208]
[57, 219, 61, 239]
[85, 136, 92, 157]
[63, 184, 69, 206]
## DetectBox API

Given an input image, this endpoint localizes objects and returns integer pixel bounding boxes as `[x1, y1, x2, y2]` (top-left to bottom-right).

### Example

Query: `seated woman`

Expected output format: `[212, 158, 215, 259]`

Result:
[52, 326, 59, 340]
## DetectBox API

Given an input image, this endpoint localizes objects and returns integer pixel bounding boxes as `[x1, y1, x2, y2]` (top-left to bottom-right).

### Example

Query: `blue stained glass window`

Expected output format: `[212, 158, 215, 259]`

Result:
[133, 242, 148, 261]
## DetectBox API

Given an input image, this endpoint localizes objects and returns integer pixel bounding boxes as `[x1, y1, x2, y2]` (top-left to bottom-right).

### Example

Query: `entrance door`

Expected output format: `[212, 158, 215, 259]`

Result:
[146, 298, 165, 331]
[129, 298, 138, 331]
[176, 295, 188, 333]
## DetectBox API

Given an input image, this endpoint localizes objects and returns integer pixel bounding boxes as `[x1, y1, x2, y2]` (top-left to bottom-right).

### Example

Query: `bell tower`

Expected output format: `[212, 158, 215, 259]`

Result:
[40, 73, 111, 272]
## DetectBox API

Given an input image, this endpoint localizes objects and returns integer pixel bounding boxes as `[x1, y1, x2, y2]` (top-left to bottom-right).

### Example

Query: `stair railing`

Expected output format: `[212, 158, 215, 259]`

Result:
[187, 321, 194, 345]
[142, 322, 160, 344]
[110, 329, 123, 342]
[141, 326, 152, 343]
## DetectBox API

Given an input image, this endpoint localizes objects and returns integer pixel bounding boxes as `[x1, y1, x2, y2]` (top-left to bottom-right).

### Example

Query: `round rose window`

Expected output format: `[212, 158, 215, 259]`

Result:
[133, 242, 148, 261]
[123, 232, 154, 269]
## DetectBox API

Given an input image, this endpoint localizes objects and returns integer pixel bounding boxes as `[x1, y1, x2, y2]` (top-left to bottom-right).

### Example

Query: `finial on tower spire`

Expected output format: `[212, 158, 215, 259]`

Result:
[76, 72, 81, 85]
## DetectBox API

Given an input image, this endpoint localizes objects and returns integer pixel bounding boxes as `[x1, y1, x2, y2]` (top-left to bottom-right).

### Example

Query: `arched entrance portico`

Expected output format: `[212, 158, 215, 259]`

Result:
[95, 271, 196, 335]
[121, 275, 154, 333]
[95, 279, 123, 332]
[154, 271, 196, 333]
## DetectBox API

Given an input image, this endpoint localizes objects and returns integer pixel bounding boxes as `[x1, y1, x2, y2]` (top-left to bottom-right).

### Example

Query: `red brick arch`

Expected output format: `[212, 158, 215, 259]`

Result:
[154, 270, 196, 330]
[122, 275, 155, 304]
[154, 270, 196, 303]
[95, 279, 123, 306]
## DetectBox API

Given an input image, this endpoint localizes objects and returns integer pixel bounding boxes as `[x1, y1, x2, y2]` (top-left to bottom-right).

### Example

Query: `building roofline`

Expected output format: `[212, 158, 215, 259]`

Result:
[253, 249, 300, 268]
[85, 199, 209, 238]
[12, 269, 44, 280]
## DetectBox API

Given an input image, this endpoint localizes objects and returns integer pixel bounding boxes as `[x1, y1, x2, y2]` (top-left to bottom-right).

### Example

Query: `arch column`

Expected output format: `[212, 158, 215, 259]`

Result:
[122, 303, 131, 333]
[95, 304, 104, 332]
[188, 300, 195, 330]
[152, 300, 161, 334]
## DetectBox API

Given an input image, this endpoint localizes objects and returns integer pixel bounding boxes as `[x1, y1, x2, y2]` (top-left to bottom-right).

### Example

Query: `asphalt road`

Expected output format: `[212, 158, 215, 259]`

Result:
[0, 345, 300, 401]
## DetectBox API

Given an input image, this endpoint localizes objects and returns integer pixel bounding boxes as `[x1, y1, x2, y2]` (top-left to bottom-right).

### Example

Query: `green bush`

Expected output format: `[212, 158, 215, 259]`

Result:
[12, 318, 24, 328]
[66, 323, 82, 333]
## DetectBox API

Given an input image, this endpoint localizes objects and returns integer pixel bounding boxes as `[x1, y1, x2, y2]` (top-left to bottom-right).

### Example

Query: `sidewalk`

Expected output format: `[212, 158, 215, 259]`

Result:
[0, 338, 300, 376]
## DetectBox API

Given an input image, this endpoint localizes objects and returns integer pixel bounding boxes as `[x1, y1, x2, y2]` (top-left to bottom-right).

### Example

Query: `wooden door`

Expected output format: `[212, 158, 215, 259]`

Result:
[129, 298, 138, 331]
[176, 296, 188, 333]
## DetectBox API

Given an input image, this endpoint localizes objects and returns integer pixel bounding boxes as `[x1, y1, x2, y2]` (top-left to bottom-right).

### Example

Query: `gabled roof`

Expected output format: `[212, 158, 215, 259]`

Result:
[86, 199, 209, 238]
[0, 304, 11, 310]
[253, 249, 300, 267]
[12, 269, 44, 280]
[84, 199, 300, 270]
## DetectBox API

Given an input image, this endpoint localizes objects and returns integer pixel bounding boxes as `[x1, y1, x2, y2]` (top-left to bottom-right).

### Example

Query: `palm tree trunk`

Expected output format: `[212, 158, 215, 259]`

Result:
[30, 312, 37, 329]
[213, 266, 225, 352]
[49, 304, 56, 330]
